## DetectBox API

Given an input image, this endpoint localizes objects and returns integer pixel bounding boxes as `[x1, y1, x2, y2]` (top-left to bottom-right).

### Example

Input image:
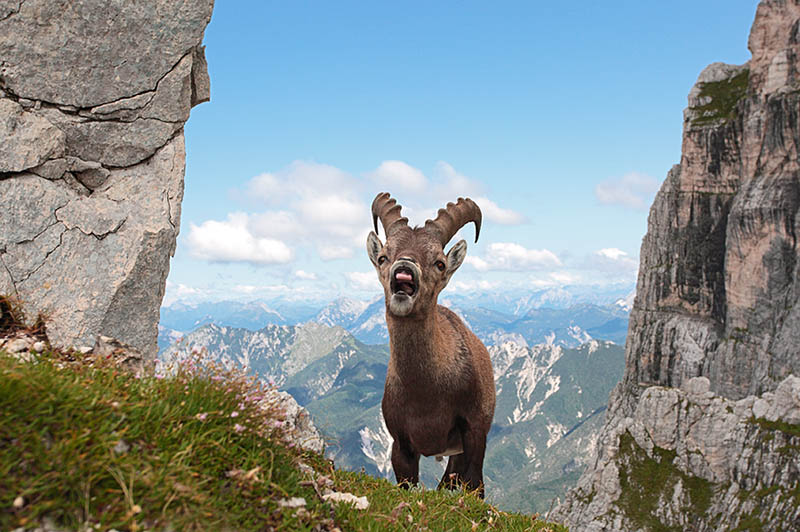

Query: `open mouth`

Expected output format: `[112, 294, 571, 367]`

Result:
[391, 267, 417, 296]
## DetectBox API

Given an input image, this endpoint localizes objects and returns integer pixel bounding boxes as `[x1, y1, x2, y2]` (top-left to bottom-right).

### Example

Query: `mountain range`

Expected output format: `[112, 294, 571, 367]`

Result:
[160, 284, 634, 350]
[160, 306, 626, 513]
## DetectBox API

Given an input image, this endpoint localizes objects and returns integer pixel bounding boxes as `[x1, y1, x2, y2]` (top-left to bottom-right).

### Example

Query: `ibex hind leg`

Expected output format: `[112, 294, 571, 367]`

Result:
[391, 439, 420, 488]
[439, 430, 487, 498]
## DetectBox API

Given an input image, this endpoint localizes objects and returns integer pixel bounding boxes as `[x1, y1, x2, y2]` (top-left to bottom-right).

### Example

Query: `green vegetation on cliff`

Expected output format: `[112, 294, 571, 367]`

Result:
[690, 69, 749, 126]
[616, 431, 714, 532]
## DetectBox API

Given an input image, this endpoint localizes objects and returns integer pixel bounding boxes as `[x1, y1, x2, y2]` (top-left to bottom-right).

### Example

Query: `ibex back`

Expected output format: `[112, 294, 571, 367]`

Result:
[366, 192, 496, 498]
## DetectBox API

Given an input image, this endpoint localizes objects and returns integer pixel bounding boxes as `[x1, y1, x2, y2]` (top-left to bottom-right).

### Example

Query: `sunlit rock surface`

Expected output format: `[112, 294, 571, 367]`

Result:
[555, 1, 800, 529]
[0, 0, 214, 358]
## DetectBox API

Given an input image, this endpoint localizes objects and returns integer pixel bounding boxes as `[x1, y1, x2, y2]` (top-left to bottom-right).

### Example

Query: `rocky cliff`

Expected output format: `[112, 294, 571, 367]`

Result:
[0, 1, 214, 358]
[554, 1, 800, 530]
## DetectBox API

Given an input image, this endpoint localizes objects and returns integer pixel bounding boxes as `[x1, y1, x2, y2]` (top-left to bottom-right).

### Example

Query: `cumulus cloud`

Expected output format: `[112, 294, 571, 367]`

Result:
[163, 281, 210, 306]
[190, 159, 524, 272]
[368, 160, 524, 228]
[232, 284, 290, 295]
[595, 172, 661, 210]
[466, 242, 562, 272]
[346, 271, 381, 291]
[194, 161, 370, 264]
[187, 213, 293, 265]
[473, 196, 525, 225]
[589, 248, 639, 273]
[367, 160, 428, 193]
[294, 269, 318, 280]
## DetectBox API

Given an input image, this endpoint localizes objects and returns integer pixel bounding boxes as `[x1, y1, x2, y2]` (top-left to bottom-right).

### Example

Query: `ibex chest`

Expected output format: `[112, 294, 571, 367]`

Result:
[383, 379, 465, 458]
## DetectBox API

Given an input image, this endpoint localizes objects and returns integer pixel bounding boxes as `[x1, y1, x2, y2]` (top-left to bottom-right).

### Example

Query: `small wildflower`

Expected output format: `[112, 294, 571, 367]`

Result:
[234, 423, 245, 433]
[195, 412, 208, 421]
[230, 411, 239, 418]
[12, 496, 24, 508]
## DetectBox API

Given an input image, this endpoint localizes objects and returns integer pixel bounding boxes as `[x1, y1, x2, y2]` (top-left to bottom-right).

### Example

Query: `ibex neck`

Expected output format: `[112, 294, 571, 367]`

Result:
[386, 310, 441, 377]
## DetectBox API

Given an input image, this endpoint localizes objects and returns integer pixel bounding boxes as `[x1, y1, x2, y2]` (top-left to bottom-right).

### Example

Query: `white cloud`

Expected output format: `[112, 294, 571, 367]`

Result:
[368, 160, 524, 229]
[368, 160, 428, 193]
[294, 269, 318, 280]
[319, 244, 354, 261]
[232, 284, 290, 294]
[191, 160, 523, 273]
[222, 161, 371, 263]
[163, 281, 210, 306]
[595, 172, 661, 210]
[473, 196, 525, 225]
[466, 242, 562, 272]
[589, 248, 639, 273]
[187, 213, 293, 265]
[346, 271, 381, 291]
[596, 248, 627, 260]
[446, 279, 500, 292]
[433, 161, 484, 198]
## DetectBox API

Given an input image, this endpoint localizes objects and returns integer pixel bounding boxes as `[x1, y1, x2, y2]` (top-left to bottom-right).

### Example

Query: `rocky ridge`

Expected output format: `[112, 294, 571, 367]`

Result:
[0, 0, 214, 358]
[554, 1, 800, 530]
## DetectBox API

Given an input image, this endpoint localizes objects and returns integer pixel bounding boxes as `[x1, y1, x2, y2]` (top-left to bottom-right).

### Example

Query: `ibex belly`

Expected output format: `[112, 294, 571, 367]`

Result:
[406, 416, 463, 459]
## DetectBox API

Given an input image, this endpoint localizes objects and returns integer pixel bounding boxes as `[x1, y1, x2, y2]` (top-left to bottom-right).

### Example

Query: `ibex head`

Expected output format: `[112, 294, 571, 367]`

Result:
[366, 192, 482, 317]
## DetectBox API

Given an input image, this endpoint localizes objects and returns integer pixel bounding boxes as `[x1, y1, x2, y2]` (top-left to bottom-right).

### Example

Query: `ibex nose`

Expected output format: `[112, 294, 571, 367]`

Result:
[397, 257, 417, 264]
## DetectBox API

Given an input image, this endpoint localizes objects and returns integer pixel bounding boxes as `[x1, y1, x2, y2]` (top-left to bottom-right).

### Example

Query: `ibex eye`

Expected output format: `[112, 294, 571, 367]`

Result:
[436, 261, 445, 271]
[378, 256, 387, 265]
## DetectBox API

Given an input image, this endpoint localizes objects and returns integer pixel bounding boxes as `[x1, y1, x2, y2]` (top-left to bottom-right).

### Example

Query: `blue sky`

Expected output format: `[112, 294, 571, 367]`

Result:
[165, 1, 759, 305]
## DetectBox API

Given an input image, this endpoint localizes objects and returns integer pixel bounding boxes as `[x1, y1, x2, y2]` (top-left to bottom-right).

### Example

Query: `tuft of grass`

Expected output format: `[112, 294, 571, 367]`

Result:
[0, 295, 46, 339]
[1, 346, 566, 531]
[330, 470, 564, 531]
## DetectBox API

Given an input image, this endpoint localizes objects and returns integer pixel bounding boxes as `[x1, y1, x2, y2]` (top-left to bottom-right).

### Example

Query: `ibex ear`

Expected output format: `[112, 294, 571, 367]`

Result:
[366, 231, 383, 266]
[445, 239, 467, 278]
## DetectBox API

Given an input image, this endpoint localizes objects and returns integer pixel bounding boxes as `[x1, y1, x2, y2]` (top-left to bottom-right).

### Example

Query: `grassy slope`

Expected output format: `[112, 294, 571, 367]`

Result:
[0, 348, 566, 531]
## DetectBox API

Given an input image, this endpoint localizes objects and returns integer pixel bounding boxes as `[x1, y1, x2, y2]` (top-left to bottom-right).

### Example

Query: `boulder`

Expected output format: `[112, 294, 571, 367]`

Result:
[0, 0, 213, 358]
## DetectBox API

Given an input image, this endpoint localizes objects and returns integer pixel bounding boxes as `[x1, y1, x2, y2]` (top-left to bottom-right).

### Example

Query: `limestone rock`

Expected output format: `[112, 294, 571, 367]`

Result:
[0, 100, 65, 173]
[0, 0, 212, 358]
[0, 0, 214, 107]
[266, 390, 325, 454]
[556, 2, 800, 530]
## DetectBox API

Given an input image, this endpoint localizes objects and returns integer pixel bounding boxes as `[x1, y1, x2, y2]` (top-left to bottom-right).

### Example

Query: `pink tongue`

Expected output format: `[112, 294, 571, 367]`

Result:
[396, 271, 413, 282]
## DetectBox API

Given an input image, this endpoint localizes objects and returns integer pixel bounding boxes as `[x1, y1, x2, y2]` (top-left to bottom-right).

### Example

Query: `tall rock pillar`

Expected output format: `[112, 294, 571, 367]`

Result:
[0, 1, 214, 358]
[555, 1, 800, 530]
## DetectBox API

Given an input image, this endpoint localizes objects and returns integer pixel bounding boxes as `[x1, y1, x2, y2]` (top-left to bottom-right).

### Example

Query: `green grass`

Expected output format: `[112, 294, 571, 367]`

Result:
[0, 347, 565, 531]
[690, 69, 749, 126]
[331, 471, 565, 532]
[616, 431, 715, 532]
[748, 416, 800, 437]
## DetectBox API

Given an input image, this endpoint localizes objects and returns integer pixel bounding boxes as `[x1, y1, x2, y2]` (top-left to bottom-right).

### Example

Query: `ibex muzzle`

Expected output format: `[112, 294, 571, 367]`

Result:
[366, 192, 496, 498]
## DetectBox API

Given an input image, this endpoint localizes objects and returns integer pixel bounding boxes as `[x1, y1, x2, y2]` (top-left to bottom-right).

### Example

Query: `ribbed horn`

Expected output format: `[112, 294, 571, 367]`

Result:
[371, 192, 409, 238]
[424, 197, 482, 246]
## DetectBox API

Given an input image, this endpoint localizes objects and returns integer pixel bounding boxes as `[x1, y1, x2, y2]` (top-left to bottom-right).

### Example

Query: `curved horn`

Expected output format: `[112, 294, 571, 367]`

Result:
[424, 197, 482, 246]
[371, 192, 409, 237]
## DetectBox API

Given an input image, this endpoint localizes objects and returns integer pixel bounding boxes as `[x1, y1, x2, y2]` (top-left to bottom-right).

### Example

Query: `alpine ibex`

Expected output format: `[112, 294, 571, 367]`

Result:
[366, 192, 496, 497]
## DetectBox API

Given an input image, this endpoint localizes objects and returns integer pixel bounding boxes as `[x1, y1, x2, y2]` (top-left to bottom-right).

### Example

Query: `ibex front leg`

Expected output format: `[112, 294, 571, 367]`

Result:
[391, 439, 420, 488]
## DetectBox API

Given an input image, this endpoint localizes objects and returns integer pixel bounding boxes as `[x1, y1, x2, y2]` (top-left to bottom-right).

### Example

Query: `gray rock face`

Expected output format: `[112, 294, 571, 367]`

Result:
[555, 1, 800, 529]
[0, 0, 213, 358]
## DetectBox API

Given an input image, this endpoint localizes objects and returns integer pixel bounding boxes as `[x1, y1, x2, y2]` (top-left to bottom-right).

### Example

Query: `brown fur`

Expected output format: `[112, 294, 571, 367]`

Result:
[367, 222, 496, 497]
